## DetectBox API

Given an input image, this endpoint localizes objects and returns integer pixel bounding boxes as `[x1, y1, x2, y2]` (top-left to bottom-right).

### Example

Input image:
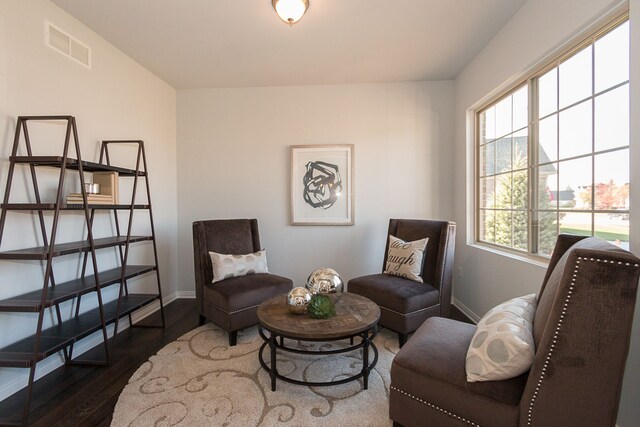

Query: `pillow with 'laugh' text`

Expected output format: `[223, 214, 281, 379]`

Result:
[383, 235, 428, 283]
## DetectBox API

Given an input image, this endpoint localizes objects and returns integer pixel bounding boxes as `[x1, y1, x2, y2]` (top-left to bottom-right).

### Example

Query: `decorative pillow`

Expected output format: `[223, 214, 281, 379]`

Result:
[383, 235, 428, 283]
[209, 250, 269, 283]
[466, 294, 537, 382]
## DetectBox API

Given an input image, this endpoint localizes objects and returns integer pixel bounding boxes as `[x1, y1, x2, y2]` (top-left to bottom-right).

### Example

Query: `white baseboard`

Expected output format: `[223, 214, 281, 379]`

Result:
[452, 297, 481, 324]
[0, 290, 186, 403]
[174, 290, 195, 299]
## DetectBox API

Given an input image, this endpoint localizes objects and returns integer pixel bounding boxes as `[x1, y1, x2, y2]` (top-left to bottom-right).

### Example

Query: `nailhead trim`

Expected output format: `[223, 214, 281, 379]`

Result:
[213, 304, 260, 315]
[390, 385, 480, 426]
[230, 304, 260, 314]
[526, 256, 639, 426]
[380, 305, 433, 317]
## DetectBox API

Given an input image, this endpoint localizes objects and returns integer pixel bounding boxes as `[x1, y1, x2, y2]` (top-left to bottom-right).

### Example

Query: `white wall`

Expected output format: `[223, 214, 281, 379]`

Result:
[0, 0, 177, 400]
[177, 82, 454, 290]
[453, 0, 639, 424]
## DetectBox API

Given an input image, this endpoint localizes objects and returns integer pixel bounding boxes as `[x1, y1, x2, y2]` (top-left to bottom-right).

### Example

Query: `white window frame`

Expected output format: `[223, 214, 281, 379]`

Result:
[474, 12, 630, 259]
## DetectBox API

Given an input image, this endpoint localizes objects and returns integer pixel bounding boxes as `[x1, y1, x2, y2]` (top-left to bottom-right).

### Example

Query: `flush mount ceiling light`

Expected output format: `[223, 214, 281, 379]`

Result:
[272, 0, 309, 26]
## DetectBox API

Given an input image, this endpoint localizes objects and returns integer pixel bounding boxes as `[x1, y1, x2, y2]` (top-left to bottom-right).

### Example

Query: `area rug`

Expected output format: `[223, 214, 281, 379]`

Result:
[111, 323, 398, 426]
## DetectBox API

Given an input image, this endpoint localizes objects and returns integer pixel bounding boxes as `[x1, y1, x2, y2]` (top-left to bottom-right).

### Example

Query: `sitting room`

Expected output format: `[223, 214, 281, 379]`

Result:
[0, 0, 639, 426]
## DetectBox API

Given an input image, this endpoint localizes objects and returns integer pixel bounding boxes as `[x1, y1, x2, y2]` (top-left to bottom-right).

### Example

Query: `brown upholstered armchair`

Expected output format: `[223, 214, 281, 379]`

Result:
[390, 235, 640, 427]
[193, 219, 293, 346]
[347, 219, 456, 347]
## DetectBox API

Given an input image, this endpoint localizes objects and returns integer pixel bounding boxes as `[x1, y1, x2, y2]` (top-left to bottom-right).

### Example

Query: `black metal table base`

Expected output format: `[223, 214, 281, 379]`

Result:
[258, 326, 379, 391]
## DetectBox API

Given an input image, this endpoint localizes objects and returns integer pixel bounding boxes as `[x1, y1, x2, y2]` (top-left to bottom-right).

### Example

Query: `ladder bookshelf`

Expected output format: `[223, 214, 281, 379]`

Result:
[0, 116, 164, 426]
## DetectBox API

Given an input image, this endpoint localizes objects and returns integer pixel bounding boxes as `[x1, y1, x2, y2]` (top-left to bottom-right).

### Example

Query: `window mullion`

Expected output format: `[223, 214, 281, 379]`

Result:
[528, 77, 539, 254]
[591, 41, 596, 236]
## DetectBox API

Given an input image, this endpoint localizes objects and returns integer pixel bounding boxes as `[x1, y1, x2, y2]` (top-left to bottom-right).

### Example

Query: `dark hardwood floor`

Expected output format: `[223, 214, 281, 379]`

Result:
[451, 305, 475, 324]
[0, 299, 473, 426]
[0, 299, 198, 427]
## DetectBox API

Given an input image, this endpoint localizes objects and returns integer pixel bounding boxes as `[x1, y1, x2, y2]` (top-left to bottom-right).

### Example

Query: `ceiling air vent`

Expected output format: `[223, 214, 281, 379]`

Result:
[45, 20, 91, 69]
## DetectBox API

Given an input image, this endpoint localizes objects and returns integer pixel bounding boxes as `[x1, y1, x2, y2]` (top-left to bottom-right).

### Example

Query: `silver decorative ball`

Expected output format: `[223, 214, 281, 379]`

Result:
[287, 287, 312, 315]
[305, 268, 344, 295]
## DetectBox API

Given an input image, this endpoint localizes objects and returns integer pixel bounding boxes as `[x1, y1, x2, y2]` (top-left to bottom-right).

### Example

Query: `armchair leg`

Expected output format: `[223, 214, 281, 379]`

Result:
[398, 333, 407, 348]
[199, 315, 206, 326]
[228, 330, 238, 347]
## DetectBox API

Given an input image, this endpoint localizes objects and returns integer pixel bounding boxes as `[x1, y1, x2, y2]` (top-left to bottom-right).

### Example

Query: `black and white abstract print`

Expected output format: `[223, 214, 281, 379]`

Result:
[302, 160, 343, 209]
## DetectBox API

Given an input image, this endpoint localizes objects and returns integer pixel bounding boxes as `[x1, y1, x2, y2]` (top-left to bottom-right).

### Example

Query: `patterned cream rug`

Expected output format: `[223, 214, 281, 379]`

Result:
[111, 323, 398, 426]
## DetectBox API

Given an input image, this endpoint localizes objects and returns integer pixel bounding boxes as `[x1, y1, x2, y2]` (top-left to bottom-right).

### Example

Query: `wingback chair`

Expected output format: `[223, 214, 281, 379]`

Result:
[390, 235, 640, 427]
[347, 219, 456, 347]
[193, 219, 293, 346]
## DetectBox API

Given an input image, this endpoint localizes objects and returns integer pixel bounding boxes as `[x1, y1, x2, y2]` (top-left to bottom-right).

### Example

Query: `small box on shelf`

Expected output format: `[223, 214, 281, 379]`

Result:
[92, 171, 119, 204]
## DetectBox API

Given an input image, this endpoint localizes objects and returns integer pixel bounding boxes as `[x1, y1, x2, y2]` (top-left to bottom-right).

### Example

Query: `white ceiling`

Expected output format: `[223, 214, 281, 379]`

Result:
[51, 0, 527, 89]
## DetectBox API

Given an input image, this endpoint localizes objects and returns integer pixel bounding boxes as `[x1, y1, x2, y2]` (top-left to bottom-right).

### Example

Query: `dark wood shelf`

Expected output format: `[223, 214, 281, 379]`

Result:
[0, 294, 160, 368]
[1, 120, 165, 426]
[0, 300, 192, 427]
[0, 337, 70, 368]
[10, 156, 145, 177]
[1, 203, 150, 210]
[0, 265, 157, 312]
[0, 236, 153, 260]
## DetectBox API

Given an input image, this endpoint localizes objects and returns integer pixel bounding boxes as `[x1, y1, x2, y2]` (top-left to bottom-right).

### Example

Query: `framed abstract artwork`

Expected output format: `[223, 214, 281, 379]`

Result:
[290, 144, 354, 225]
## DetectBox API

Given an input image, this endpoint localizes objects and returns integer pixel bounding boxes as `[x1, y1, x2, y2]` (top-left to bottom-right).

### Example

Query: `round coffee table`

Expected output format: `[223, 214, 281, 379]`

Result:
[257, 292, 380, 391]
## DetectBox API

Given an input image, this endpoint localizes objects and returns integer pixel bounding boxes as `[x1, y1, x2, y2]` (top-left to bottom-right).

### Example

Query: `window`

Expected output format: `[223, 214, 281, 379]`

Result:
[477, 16, 629, 256]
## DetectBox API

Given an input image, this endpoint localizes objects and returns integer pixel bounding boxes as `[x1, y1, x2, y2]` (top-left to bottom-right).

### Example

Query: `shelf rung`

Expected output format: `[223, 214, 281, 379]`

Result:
[0, 336, 72, 367]
[0, 236, 153, 260]
[0, 294, 160, 367]
[0, 265, 157, 312]
[10, 156, 145, 176]
[1, 203, 150, 210]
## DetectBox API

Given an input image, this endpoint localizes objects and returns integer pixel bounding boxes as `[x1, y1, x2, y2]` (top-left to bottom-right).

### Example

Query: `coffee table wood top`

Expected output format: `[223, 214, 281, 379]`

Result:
[257, 292, 380, 340]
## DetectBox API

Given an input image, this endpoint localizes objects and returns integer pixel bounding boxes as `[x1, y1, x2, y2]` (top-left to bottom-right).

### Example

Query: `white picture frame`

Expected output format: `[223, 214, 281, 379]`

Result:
[290, 144, 354, 226]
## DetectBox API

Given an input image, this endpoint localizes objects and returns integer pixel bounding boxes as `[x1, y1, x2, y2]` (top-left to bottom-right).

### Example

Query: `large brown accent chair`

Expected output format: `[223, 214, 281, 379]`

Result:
[390, 235, 640, 427]
[193, 219, 293, 346]
[348, 219, 456, 347]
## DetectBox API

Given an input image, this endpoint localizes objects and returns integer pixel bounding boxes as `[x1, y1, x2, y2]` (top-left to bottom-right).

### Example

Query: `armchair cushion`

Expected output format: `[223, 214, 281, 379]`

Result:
[204, 273, 292, 314]
[391, 317, 523, 427]
[466, 294, 537, 382]
[209, 250, 269, 283]
[347, 273, 439, 314]
[384, 235, 428, 283]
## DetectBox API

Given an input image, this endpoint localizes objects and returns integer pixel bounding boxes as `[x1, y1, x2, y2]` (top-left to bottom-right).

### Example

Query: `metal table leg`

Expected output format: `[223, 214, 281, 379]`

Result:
[362, 330, 370, 390]
[269, 332, 277, 391]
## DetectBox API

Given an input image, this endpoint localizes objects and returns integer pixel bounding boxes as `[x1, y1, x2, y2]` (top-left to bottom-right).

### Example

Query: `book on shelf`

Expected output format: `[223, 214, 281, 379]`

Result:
[92, 171, 119, 204]
[66, 193, 114, 204]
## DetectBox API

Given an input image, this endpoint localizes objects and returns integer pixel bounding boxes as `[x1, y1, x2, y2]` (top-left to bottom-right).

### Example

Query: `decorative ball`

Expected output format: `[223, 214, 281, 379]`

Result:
[287, 287, 312, 315]
[305, 268, 344, 295]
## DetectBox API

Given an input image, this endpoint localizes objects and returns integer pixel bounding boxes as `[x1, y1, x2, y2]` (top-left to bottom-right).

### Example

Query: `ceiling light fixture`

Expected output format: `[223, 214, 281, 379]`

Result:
[272, 0, 309, 26]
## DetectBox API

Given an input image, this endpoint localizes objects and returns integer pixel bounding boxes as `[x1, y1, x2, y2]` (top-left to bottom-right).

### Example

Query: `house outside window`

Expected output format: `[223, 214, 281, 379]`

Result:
[476, 16, 629, 256]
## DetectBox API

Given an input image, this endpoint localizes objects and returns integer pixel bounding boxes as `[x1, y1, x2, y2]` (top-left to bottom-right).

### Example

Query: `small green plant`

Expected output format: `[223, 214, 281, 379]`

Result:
[308, 294, 336, 319]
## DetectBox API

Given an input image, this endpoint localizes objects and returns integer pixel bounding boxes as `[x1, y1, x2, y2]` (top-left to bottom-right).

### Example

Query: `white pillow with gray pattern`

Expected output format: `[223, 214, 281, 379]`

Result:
[209, 250, 269, 283]
[466, 294, 537, 382]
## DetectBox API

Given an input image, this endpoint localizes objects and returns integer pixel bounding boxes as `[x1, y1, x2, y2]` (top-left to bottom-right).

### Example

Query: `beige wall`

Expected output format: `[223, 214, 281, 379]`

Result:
[176, 81, 454, 290]
[453, 0, 638, 424]
[0, 0, 177, 400]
